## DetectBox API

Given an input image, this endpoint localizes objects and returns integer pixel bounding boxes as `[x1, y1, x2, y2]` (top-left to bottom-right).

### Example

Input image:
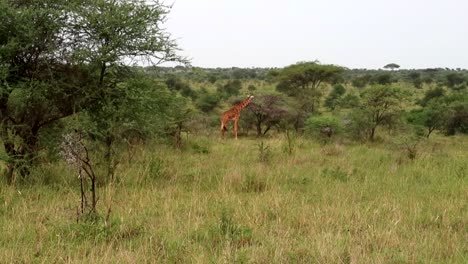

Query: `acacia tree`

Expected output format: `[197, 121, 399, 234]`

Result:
[348, 85, 405, 141]
[244, 95, 288, 136]
[0, 0, 185, 183]
[408, 99, 449, 138]
[275, 62, 344, 95]
[445, 73, 465, 89]
[0, 0, 92, 182]
[274, 62, 344, 128]
[324, 84, 346, 110]
[443, 94, 468, 135]
[68, 0, 186, 179]
[383, 63, 400, 71]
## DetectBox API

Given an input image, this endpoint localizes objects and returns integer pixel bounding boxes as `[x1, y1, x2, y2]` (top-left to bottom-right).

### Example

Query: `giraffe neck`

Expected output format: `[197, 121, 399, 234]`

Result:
[236, 97, 252, 111]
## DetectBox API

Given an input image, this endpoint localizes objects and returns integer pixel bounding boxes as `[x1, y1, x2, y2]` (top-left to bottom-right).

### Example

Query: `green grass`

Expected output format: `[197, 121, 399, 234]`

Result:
[1, 134, 467, 263]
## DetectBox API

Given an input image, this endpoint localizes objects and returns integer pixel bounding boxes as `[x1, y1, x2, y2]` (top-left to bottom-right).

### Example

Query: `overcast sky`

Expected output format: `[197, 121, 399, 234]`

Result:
[164, 0, 468, 69]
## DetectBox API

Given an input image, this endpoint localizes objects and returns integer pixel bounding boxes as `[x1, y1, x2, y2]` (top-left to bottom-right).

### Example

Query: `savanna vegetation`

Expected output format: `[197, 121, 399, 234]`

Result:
[1, 1, 467, 263]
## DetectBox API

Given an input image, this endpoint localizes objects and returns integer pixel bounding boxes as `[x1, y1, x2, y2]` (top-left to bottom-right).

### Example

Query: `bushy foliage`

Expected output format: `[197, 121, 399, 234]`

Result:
[418, 87, 446, 106]
[165, 76, 197, 99]
[443, 94, 468, 135]
[305, 115, 343, 141]
[351, 74, 372, 88]
[445, 73, 465, 89]
[408, 99, 449, 137]
[195, 89, 221, 113]
[346, 85, 405, 140]
[274, 62, 344, 96]
[0, 0, 184, 181]
[373, 73, 394, 85]
[218, 80, 243, 97]
[324, 84, 346, 110]
[243, 95, 289, 136]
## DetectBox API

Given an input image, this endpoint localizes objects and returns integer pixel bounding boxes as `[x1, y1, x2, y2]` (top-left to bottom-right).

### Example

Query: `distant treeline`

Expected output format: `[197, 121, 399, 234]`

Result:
[145, 66, 468, 89]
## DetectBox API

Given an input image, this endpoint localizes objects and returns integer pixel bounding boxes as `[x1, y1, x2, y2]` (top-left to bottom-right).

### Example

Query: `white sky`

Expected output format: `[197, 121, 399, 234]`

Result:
[164, 0, 468, 69]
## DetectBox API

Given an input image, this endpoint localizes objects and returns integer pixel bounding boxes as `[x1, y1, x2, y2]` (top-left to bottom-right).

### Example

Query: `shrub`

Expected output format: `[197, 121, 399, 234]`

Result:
[257, 141, 271, 163]
[305, 115, 343, 142]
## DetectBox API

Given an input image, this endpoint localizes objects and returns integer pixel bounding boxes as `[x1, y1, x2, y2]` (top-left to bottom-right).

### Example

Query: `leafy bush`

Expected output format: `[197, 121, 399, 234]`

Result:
[305, 115, 343, 142]
[321, 167, 349, 182]
[324, 84, 346, 110]
[240, 174, 267, 193]
[346, 85, 405, 141]
[257, 141, 271, 163]
[195, 90, 221, 113]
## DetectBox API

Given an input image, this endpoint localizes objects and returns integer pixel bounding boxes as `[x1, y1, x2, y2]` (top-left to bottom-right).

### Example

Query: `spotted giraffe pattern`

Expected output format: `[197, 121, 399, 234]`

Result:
[220, 95, 254, 139]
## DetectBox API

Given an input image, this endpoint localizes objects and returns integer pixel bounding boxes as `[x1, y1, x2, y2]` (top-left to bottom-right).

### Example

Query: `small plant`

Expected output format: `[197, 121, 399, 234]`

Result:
[321, 144, 345, 156]
[60, 131, 99, 217]
[404, 142, 418, 160]
[241, 174, 267, 193]
[218, 209, 253, 245]
[321, 167, 349, 182]
[247, 84, 256, 92]
[399, 137, 421, 160]
[148, 158, 165, 181]
[283, 129, 297, 155]
[190, 141, 210, 154]
[190, 209, 254, 250]
[305, 115, 343, 144]
[395, 131, 424, 160]
[257, 141, 270, 163]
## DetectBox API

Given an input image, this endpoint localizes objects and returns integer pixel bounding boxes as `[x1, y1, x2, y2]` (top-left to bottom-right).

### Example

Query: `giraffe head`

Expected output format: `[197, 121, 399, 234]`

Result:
[245, 95, 254, 105]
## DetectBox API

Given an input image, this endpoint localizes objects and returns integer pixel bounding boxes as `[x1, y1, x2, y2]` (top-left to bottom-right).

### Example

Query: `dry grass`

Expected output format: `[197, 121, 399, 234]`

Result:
[0, 134, 467, 263]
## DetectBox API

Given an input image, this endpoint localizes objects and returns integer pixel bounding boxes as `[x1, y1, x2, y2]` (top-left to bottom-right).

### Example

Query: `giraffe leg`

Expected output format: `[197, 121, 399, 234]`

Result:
[220, 121, 224, 138]
[234, 118, 239, 140]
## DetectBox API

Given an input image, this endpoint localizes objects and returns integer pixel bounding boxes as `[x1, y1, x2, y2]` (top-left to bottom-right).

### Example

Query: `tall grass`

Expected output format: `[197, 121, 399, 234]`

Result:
[0, 134, 467, 263]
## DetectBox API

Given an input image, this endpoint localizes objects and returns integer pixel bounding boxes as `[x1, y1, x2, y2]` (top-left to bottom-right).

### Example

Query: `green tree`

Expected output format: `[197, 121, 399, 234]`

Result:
[195, 89, 221, 113]
[165, 75, 197, 99]
[418, 87, 445, 106]
[351, 74, 372, 88]
[348, 85, 405, 141]
[408, 71, 422, 88]
[274, 61, 344, 115]
[408, 99, 449, 138]
[0, 0, 184, 182]
[243, 95, 288, 137]
[0, 0, 92, 181]
[218, 80, 242, 97]
[383, 63, 400, 71]
[324, 84, 346, 110]
[445, 73, 465, 89]
[275, 62, 344, 95]
[70, 0, 186, 179]
[373, 73, 394, 85]
[443, 94, 468, 135]
[305, 115, 343, 142]
[338, 94, 360, 109]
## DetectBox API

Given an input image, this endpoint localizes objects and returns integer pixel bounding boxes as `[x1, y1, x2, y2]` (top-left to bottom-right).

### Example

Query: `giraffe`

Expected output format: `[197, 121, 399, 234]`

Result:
[220, 95, 254, 139]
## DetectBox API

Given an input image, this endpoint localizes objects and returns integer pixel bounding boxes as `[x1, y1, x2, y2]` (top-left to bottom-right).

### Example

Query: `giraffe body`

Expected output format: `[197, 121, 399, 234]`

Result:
[221, 95, 254, 139]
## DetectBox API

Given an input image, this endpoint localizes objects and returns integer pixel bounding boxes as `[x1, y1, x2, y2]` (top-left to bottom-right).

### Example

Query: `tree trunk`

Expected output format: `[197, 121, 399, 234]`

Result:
[426, 127, 435, 138]
[91, 174, 97, 213]
[263, 126, 271, 136]
[369, 127, 376, 141]
[104, 133, 115, 180]
[5, 163, 14, 185]
[173, 124, 182, 148]
[2, 128, 40, 181]
[256, 122, 262, 137]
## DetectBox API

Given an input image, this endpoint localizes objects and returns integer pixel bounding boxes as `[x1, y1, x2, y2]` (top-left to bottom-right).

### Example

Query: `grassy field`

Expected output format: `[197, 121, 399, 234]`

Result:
[1, 133, 467, 263]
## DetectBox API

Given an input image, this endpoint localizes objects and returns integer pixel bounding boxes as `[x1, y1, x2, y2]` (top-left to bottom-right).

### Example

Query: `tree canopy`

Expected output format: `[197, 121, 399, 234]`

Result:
[0, 0, 185, 181]
[274, 62, 344, 96]
[383, 63, 400, 71]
